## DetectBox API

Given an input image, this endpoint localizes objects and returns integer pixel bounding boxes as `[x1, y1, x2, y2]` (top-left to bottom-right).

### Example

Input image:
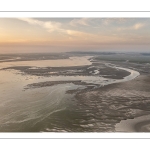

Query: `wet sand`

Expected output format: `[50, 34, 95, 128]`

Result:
[2, 62, 130, 79]
[70, 74, 150, 132]
[21, 61, 141, 132]
[25, 80, 96, 90]
[115, 114, 150, 132]
[135, 117, 150, 132]
[0, 53, 150, 132]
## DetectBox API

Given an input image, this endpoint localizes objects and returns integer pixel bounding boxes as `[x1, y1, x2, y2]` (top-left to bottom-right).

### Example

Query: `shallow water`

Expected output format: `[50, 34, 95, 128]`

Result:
[0, 56, 92, 69]
[0, 56, 140, 132]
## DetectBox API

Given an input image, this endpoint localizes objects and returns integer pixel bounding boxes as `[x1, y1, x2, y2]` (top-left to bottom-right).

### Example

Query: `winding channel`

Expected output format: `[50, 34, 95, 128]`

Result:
[0, 56, 141, 131]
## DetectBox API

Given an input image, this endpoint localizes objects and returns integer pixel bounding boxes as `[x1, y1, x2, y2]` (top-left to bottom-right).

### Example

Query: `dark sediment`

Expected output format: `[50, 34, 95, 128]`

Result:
[24, 73, 150, 131]
[20, 59, 150, 132]
[25, 80, 97, 90]
[2, 62, 130, 79]
[71, 75, 150, 131]
[0, 53, 69, 62]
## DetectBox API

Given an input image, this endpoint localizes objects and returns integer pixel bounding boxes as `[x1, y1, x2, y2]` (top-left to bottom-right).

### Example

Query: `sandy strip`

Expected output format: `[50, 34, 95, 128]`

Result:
[115, 114, 150, 132]
[0, 56, 92, 69]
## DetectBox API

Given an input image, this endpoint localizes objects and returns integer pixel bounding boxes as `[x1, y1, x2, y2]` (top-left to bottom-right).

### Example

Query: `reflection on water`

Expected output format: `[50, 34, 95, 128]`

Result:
[0, 56, 140, 132]
[0, 56, 92, 69]
[0, 81, 83, 131]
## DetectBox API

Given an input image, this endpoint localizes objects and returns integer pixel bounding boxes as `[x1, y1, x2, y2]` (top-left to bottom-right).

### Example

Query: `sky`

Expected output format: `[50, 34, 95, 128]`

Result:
[0, 18, 150, 53]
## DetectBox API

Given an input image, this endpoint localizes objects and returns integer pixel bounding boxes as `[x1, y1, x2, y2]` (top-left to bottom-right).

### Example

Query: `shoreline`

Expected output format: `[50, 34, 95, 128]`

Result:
[115, 114, 150, 132]
[1, 55, 148, 132]
[74, 74, 150, 132]
[25, 63, 140, 91]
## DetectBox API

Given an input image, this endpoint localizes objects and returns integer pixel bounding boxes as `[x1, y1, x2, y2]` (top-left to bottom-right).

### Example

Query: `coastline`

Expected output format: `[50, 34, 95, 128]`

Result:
[74, 74, 150, 132]
[115, 114, 150, 132]
[0, 54, 149, 132]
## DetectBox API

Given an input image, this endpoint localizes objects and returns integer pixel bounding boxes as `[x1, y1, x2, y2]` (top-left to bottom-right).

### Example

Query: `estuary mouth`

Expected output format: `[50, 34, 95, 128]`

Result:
[0, 53, 150, 132]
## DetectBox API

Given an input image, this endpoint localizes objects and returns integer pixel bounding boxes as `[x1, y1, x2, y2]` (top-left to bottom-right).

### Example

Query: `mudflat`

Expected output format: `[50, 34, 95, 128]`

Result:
[0, 52, 150, 132]
[71, 75, 150, 132]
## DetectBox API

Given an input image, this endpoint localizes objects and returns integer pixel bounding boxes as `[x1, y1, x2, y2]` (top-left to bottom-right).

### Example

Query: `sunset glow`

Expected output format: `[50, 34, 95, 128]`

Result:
[0, 18, 150, 53]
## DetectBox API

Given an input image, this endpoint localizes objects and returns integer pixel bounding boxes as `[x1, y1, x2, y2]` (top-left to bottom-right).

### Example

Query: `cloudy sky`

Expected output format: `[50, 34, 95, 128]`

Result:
[0, 18, 150, 53]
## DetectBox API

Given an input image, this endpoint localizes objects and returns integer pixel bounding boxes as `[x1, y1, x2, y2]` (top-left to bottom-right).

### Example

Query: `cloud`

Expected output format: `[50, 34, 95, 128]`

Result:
[102, 18, 129, 25]
[17, 18, 148, 46]
[117, 23, 145, 31]
[64, 30, 96, 42]
[70, 18, 130, 28]
[133, 23, 145, 30]
[18, 18, 62, 33]
[18, 18, 95, 40]
[65, 30, 130, 44]
[67, 30, 86, 36]
[70, 18, 91, 26]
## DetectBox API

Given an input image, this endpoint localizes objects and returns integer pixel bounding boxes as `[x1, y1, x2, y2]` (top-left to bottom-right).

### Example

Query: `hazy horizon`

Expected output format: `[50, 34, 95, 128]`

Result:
[0, 18, 150, 53]
[1, 19, 150, 133]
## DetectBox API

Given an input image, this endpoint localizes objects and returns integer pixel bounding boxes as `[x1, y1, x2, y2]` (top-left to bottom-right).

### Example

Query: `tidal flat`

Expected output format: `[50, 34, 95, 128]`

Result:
[0, 52, 150, 132]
